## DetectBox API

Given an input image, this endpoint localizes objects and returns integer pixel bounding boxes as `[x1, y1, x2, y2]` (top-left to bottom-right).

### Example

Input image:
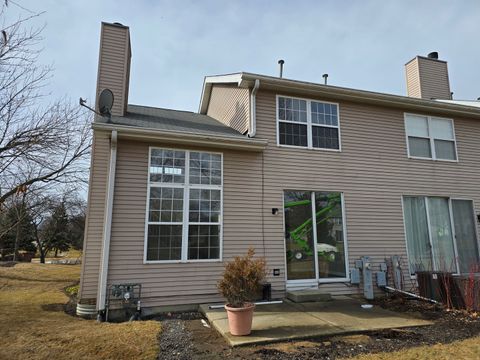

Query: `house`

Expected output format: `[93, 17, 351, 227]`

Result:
[78, 22, 480, 315]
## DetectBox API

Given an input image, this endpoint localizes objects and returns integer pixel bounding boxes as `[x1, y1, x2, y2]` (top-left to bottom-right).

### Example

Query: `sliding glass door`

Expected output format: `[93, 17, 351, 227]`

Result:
[403, 196, 480, 275]
[284, 190, 348, 285]
[284, 191, 316, 281]
[451, 200, 480, 273]
[403, 197, 432, 271]
[315, 192, 347, 279]
[428, 197, 456, 271]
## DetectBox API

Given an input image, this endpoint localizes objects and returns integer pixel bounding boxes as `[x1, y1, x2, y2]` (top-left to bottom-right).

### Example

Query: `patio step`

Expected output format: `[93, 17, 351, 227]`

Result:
[286, 290, 332, 303]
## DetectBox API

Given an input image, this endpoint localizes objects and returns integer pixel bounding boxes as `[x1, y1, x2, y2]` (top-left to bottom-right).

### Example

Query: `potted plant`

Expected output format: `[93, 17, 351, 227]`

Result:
[217, 248, 267, 336]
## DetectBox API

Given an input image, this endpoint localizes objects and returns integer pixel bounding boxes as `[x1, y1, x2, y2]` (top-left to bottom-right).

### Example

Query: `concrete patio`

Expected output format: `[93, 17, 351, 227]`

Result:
[200, 296, 432, 347]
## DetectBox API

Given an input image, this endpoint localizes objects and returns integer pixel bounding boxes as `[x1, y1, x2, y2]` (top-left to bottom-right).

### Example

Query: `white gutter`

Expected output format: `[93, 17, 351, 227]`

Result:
[199, 72, 480, 119]
[96, 130, 118, 313]
[248, 79, 260, 137]
[92, 122, 268, 151]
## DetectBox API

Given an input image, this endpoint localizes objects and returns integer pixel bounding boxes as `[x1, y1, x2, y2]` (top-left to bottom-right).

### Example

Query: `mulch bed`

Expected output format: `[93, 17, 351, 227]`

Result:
[156, 295, 480, 359]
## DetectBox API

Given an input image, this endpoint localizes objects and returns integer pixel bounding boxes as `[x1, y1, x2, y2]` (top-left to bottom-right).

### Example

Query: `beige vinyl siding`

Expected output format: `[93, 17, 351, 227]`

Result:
[206, 84, 250, 134]
[79, 131, 110, 301]
[417, 57, 451, 100]
[81, 88, 480, 306]
[405, 59, 422, 98]
[104, 139, 286, 307]
[256, 89, 480, 296]
[405, 57, 451, 100]
[96, 23, 131, 117]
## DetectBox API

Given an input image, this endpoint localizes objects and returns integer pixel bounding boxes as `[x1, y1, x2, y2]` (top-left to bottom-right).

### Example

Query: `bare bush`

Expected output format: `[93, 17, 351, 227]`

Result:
[217, 248, 267, 307]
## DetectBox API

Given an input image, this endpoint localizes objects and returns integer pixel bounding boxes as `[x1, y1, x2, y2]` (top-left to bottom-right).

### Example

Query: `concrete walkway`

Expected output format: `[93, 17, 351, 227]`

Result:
[200, 297, 432, 347]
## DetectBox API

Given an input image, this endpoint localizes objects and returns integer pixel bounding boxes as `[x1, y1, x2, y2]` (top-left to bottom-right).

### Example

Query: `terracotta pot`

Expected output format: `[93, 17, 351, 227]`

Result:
[224, 303, 255, 336]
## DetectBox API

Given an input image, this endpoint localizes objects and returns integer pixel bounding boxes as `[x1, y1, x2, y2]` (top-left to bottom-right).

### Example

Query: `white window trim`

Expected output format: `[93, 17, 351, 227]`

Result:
[401, 194, 480, 277]
[404, 113, 458, 162]
[276, 95, 342, 152]
[284, 190, 350, 288]
[144, 146, 224, 264]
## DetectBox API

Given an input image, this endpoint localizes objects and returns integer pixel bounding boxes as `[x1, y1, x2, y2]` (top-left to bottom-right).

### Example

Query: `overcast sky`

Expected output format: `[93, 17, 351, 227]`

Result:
[5, 0, 480, 112]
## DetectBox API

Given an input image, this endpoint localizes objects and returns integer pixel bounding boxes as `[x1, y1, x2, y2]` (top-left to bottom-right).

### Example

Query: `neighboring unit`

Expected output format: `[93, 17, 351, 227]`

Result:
[79, 23, 480, 315]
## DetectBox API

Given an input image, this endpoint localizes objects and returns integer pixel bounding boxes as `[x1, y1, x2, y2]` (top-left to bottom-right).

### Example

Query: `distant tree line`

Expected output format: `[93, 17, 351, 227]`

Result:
[0, 193, 86, 263]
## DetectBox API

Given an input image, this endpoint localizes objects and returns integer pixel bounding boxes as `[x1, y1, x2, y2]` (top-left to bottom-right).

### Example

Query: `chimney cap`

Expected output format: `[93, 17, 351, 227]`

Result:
[428, 51, 439, 59]
[102, 21, 129, 29]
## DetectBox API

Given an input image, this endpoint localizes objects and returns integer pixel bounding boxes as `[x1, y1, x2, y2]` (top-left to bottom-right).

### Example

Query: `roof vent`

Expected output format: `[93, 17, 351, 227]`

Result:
[322, 73, 328, 85]
[278, 59, 284, 78]
[427, 51, 439, 59]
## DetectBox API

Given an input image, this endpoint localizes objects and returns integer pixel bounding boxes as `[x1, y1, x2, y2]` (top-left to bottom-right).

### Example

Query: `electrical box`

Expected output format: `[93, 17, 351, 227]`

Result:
[355, 259, 363, 269]
[106, 283, 142, 322]
[380, 262, 387, 272]
[391, 255, 402, 289]
[376, 271, 387, 287]
[350, 268, 361, 285]
[361, 256, 374, 300]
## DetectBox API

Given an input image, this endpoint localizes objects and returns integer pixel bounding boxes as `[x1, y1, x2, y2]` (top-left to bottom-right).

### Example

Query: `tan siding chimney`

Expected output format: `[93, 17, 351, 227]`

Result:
[405, 54, 451, 100]
[95, 22, 131, 117]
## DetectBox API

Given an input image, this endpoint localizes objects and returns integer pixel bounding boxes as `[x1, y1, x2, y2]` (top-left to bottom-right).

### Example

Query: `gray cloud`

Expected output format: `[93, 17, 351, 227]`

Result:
[6, 0, 480, 112]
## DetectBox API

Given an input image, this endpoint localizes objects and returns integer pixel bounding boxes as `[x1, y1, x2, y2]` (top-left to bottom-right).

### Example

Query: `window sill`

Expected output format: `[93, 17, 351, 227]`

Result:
[410, 272, 463, 280]
[276, 144, 342, 152]
[318, 277, 350, 284]
[143, 259, 223, 264]
[407, 156, 458, 163]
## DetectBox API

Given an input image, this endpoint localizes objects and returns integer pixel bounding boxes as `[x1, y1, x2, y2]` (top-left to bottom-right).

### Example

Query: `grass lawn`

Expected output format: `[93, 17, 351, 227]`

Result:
[0, 263, 161, 360]
[350, 336, 480, 360]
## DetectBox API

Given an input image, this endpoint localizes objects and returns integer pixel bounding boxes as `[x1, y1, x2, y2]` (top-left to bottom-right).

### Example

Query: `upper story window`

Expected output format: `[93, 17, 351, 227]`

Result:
[146, 148, 222, 263]
[405, 114, 457, 161]
[277, 96, 340, 150]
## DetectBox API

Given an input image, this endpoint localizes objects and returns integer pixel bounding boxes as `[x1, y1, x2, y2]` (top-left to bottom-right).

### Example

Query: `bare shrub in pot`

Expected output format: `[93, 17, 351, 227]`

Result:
[217, 248, 267, 335]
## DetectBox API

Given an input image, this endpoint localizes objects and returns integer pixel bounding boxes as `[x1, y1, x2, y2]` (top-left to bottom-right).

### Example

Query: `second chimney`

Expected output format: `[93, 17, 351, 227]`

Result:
[96, 22, 132, 117]
[405, 52, 451, 100]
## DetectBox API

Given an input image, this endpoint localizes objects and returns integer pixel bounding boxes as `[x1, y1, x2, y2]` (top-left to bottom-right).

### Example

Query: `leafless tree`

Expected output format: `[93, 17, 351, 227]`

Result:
[0, 2, 91, 207]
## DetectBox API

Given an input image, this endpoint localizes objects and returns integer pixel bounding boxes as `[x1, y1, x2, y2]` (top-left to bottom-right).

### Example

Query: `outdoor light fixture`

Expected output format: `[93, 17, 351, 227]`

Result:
[272, 208, 279, 215]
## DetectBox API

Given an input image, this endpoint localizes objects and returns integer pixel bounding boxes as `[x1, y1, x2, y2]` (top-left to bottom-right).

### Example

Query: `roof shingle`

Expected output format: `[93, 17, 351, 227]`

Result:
[105, 104, 246, 138]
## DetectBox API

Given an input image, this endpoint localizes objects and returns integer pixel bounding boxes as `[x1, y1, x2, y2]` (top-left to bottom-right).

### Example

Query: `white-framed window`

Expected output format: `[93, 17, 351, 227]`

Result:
[277, 95, 341, 151]
[145, 147, 223, 263]
[404, 114, 457, 161]
[402, 196, 480, 275]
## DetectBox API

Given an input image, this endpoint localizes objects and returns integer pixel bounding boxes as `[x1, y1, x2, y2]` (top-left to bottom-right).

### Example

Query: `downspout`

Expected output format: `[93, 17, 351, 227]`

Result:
[248, 79, 260, 137]
[96, 130, 118, 318]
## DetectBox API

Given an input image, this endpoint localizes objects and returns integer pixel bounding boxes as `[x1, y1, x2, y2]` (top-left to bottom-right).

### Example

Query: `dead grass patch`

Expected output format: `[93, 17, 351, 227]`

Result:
[332, 334, 372, 345]
[266, 340, 319, 354]
[0, 263, 160, 360]
[349, 335, 480, 360]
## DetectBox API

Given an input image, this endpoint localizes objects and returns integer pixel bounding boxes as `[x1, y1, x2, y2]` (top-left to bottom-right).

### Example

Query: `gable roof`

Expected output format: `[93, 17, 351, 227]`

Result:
[199, 72, 480, 119]
[92, 104, 267, 151]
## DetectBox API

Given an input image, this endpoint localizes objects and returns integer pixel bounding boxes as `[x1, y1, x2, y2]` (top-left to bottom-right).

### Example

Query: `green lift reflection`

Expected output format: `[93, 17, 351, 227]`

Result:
[284, 193, 341, 258]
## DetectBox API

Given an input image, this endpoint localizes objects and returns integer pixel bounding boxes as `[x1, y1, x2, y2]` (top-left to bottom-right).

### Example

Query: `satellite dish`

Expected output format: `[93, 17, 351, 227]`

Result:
[98, 89, 114, 116]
